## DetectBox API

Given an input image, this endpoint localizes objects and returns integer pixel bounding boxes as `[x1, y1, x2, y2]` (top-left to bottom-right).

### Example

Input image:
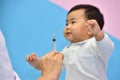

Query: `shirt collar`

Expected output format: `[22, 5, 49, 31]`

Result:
[66, 37, 94, 48]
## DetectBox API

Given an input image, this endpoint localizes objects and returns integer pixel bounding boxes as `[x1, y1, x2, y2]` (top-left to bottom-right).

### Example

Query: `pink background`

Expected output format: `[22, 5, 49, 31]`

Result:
[50, 0, 120, 40]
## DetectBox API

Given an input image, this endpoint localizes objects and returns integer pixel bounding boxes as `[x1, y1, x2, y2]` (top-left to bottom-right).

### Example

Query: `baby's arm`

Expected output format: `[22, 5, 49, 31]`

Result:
[86, 19, 104, 41]
[86, 20, 114, 63]
[26, 53, 41, 70]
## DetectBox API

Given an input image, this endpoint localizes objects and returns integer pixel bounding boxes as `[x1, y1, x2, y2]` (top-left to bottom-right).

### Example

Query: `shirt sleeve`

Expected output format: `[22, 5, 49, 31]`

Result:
[95, 34, 114, 64]
[60, 46, 67, 70]
[0, 30, 21, 80]
[0, 30, 14, 79]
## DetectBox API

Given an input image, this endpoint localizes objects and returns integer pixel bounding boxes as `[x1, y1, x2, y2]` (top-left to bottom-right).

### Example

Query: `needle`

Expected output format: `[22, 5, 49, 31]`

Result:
[52, 33, 56, 51]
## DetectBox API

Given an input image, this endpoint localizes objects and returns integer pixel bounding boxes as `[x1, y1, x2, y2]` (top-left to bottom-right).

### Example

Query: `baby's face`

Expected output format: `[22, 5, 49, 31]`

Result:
[64, 9, 90, 43]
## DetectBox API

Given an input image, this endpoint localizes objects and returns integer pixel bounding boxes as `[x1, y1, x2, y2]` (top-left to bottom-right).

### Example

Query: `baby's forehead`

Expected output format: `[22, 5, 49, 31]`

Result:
[66, 10, 86, 21]
[67, 9, 86, 17]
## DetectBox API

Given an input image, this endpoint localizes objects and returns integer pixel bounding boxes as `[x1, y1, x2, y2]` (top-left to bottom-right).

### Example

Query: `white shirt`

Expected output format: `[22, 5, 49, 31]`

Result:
[61, 34, 114, 80]
[0, 30, 21, 80]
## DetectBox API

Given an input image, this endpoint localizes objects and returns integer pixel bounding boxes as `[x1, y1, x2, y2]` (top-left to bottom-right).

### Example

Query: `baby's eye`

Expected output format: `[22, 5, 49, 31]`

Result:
[71, 21, 76, 24]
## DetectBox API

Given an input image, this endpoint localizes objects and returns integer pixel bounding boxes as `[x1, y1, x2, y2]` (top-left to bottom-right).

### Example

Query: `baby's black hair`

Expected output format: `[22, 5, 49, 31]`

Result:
[67, 4, 104, 30]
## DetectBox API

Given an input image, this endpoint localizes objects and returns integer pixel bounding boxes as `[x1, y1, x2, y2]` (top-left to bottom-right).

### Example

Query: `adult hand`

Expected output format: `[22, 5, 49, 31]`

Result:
[26, 50, 64, 80]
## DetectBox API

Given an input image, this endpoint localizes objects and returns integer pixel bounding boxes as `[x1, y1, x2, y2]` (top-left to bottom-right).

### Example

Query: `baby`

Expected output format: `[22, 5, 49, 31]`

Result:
[27, 4, 114, 80]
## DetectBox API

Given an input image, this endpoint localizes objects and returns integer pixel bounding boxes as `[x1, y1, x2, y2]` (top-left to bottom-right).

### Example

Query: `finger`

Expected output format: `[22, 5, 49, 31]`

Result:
[45, 50, 58, 57]
[58, 53, 64, 60]
[86, 19, 95, 24]
[85, 20, 92, 27]
[54, 53, 64, 63]
[26, 55, 32, 61]
[57, 52, 64, 60]
[26, 53, 36, 61]
[31, 53, 37, 60]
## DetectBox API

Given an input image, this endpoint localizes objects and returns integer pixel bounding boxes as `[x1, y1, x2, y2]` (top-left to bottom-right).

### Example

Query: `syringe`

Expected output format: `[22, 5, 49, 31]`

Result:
[52, 33, 56, 51]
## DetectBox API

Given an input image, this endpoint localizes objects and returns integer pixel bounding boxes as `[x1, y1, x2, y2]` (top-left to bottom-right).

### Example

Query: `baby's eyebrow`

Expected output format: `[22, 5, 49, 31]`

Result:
[66, 18, 76, 22]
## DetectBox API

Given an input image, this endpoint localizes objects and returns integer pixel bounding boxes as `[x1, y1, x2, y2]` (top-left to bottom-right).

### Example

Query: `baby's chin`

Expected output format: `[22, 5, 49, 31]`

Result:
[68, 39, 79, 43]
[65, 37, 74, 42]
[69, 38, 88, 43]
[65, 35, 84, 43]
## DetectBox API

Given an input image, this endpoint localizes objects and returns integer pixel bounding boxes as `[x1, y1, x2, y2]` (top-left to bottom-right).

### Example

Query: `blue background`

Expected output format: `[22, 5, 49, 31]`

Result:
[0, 0, 120, 80]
